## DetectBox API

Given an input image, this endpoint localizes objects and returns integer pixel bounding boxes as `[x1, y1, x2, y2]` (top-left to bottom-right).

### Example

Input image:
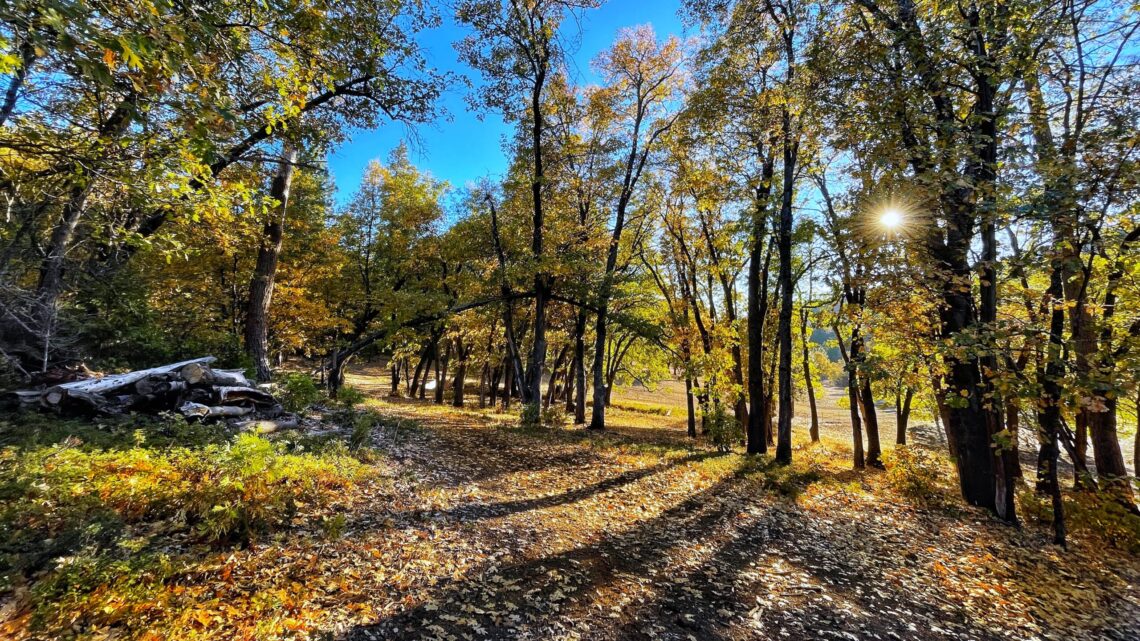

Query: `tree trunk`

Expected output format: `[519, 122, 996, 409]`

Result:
[478, 363, 488, 408]
[800, 307, 819, 442]
[848, 368, 865, 469]
[435, 340, 451, 404]
[897, 387, 914, 446]
[545, 344, 568, 411]
[452, 337, 467, 407]
[1005, 401, 1022, 478]
[685, 375, 697, 438]
[409, 340, 431, 398]
[775, 203, 795, 463]
[489, 363, 501, 409]
[245, 145, 299, 383]
[502, 352, 513, 410]
[524, 61, 550, 408]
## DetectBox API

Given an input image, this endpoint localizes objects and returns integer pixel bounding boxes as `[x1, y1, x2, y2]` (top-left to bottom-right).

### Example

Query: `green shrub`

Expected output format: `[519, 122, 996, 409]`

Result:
[704, 403, 741, 453]
[279, 372, 323, 413]
[336, 384, 367, 408]
[519, 402, 542, 429]
[181, 433, 367, 542]
[885, 446, 948, 507]
[542, 405, 567, 428]
[349, 412, 378, 450]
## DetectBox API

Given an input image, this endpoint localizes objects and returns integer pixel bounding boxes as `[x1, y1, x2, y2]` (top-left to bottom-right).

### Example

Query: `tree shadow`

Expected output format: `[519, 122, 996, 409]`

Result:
[339, 477, 745, 640]
[392, 450, 727, 525]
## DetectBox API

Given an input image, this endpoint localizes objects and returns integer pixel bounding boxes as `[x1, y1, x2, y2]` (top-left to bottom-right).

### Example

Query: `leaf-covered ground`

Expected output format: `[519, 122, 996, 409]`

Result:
[3, 377, 1139, 641]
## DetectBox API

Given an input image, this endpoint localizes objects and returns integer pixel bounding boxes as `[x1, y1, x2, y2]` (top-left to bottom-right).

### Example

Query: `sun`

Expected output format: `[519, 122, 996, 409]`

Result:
[880, 208, 904, 230]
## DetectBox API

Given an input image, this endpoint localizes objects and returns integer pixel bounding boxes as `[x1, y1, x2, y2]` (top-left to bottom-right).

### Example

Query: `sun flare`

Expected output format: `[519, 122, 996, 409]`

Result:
[880, 208, 904, 229]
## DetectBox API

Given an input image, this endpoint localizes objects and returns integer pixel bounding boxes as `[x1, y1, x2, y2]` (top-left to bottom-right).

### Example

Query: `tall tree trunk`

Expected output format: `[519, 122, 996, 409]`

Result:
[800, 307, 819, 442]
[1005, 401, 1022, 478]
[435, 340, 451, 404]
[685, 375, 697, 438]
[524, 59, 550, 408]
[245, 145, 299, 383]
[546, 344, 568, 411]
[897, 387, 914, 445]
[848, 368, 865, 469]
[478, 363, 488, 409]
[489, 363, 501, 408]
[564, 339, 578, 414]
[486, 197, 527, 403]
[849, 328, 881, 467]
[409, 340, 431, 398]
[502, 352, 513, 410]
[452, 337, 467, 407]
[1036, 255, 1068, 545]
[748, 217, 775, 453]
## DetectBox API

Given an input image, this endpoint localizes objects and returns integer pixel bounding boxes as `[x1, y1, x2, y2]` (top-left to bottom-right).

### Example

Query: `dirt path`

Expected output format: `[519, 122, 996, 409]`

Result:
[290, 389, 1140, 641]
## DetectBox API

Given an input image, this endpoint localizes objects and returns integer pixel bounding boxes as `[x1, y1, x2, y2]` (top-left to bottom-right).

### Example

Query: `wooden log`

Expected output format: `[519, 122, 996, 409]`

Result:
[179, 362, 214, 385]
[136, 376, 187, 396]
[211, 369, 251, 387]
[35, 357, 216, 400]
[215, 386, 275, 406]
[41, 388, 109, 414]
[180, 402, 254, 418]
[180, 402, 211, 418]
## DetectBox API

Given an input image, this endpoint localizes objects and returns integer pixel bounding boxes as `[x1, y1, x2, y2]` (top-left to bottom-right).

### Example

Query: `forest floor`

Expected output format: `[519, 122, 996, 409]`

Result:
[2, 366, 1139, 641]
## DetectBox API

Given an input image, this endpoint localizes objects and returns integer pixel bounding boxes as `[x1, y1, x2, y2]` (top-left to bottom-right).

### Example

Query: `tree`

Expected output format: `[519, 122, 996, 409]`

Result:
[457, 0, 600, 410]
[245, 144, 299, 382]
[587, 25, 683, 431]
[0, 0, 445, 372]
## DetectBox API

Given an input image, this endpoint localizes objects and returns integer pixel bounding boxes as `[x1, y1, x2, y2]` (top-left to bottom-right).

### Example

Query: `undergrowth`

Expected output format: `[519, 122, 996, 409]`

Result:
[1019, 487, 1140, 553]
[0, 413, 373, 594]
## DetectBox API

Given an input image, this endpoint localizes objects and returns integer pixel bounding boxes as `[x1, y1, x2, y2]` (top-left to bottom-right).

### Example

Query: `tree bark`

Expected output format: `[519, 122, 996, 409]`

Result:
[245, 144, 299, 383]
[452, 336, 467, 407]
[800, 307, 820, 442]
[896, 387, 913, 446]
[747, 209, 774, 454]
[435, 340, 451, 404]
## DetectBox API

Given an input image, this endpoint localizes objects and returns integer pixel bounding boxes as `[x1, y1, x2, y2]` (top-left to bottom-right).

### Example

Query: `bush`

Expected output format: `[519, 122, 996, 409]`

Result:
[278, 372, 323, 413]
[1, 431, 369, 584]
[704, 403, 742, 453]
[349, 411, 378, 450]
[336, 384, 367, 409]
[1019, 488, 1140, 553]
[885, 446, 948, 507]
[519, 402, 542, 429]
[542, 405, 567, 428]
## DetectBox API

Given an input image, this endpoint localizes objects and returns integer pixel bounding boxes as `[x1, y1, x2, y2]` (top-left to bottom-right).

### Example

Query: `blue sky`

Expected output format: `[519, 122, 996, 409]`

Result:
[326, 1, 688, 204]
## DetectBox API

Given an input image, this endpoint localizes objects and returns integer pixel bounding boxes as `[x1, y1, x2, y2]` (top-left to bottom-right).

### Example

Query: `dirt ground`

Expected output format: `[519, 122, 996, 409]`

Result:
[317, 365, 1140, 641]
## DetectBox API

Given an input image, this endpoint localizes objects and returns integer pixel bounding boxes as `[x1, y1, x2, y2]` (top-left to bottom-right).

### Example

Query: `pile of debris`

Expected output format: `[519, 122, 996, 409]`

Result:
[13, 357, 294, 430]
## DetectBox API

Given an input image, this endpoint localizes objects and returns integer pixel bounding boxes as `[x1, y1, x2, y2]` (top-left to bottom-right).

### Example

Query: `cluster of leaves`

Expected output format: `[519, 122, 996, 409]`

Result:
[883, 446, 953, 508]
[276, 372, 324, 413]
[1019, 489, 1140, 555]
[703, 403, 742, 453]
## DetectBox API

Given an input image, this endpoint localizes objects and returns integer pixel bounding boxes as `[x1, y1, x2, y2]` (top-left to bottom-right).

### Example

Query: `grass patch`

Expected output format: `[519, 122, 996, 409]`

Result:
[608, 400, 673, 416]
[0, 413, 373, 592]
